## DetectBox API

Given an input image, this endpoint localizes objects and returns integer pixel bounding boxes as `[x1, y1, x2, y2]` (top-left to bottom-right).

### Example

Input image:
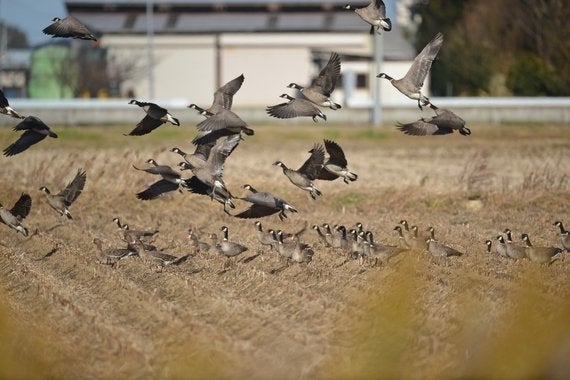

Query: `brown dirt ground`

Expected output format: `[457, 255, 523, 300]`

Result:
[0, 122, 569, 379]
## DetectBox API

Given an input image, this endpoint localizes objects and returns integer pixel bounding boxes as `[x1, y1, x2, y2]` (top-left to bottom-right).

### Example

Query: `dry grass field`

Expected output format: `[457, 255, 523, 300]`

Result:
[0, 122, 569, 379]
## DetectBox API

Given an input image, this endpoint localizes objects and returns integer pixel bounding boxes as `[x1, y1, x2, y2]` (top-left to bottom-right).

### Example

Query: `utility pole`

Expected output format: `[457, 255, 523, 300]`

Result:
[146, 0, 155, 99]
[371, 31, 383, 127]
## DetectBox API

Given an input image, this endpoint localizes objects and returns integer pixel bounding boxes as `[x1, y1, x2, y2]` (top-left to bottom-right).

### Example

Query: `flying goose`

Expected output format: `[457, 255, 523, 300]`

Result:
[127, 100, 180, 136]
[170, 141, 217, 171]
[188, 74, 245, 117]
[287, 52, 342, 110]
[553, 221, 570, 251]
[0, 89, 24, 119]
[396, 104, 470, 136]
[313, 139, 358, 184]
[234, 184, 297, 221]
[178, 133, 240, 209]
[503, 228, 527, 260]
[273, 143, 325, 199]
[40, 169, 86, 219]
[192, 108, 253, 146]
[3, 116, 58, 157]
[266, 93, 327, 122]
[521, 233, 563, 264]
[344, 0, 392, 35]
[42, 16, 97, 41]
[0, 193, 32, 237]
[377, 32, 444, 110]
[133, 159, 189, 200]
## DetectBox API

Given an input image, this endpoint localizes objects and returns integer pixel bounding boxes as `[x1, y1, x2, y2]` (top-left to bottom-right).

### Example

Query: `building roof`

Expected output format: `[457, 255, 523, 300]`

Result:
[66, 0, 415, 60]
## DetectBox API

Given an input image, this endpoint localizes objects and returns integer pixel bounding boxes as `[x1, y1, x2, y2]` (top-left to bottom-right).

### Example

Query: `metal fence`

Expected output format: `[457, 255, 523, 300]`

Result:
[3, 97, 569, 126]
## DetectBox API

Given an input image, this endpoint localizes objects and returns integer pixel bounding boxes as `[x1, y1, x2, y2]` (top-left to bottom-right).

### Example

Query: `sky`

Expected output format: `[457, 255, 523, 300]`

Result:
[1, 0, 66, 46]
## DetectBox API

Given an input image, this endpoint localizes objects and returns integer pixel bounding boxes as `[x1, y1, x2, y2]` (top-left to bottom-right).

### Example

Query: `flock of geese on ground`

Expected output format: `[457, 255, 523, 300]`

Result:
[0, 1, 564, 269]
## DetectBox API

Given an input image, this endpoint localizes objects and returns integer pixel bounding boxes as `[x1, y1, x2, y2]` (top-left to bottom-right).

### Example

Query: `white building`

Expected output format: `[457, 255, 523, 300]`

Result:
[66, 0, 419, 110]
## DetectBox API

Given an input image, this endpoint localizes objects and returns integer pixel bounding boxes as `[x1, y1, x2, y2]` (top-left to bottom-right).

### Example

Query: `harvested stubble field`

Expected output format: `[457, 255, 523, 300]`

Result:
[0, 122, 569, 379]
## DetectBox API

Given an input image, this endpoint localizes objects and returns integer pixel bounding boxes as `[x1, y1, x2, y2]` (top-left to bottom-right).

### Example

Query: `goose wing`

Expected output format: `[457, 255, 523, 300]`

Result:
[310, 52, 341, 96]
[10, 193, 32, 221]
[211, 74, 245, 112]
[266, 98, 319, 119]
[3, 129, 47, 156]
[128, 114, 164, 136]
[235, 204, 280, 219]
[57, 169, 87, 205]
[396, 120, 452, 136]
[402, 32, 443, 90]
[136, 179, 180, 200]
[298, 143, 325, 179]
[196, 109, 247, 132]
[323, 139, 348, 167]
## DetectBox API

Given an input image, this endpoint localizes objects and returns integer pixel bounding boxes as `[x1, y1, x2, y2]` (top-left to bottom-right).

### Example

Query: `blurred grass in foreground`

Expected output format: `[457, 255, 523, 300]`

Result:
[321, 254, 570, 379]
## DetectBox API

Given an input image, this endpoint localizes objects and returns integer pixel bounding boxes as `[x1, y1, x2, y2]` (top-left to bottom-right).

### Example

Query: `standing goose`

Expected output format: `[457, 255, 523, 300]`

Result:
[425, 231, 463, 257]
[133, 159, 189, 200]
[275, 230, 314, 263]
[495, 235, 509, 258]
[112, 218, 159, 245]
[313, 139, 358, 184]
[273, 143, 325, 199]
[393, 226, 410, 249]
[187, 228, 211, 253]
[553, 221, 570, 251]
[313, 225, 331, 248]
[127, 100, 180, 136]
[266, 94, 327, 123]
[0, 193, 32, 237]
[42, 16, 97, 41]
[0, 89, 24, 119]
[188, 74, 245, 117]
[377, 32, 444, 110]
[234, 184, 297, 221]
[521, 233, 563, 264]
[287, 52, 342, 110]
[40, 169, 86, 219]
[253, 221, 278, 250]
[396, 104, 470, 136]
[503, 228, 527, 260]
[132, 239, 189, 267]
[3, 116, 57, 157]
[344, 0, 392, 35]
[216, 226, 249, 258]
[92, 238, 136, 266]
